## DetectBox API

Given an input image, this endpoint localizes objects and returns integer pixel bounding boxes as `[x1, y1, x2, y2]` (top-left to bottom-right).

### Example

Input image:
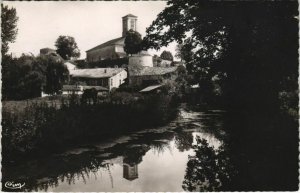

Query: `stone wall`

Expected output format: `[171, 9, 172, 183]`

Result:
[129, 54, 153, 67]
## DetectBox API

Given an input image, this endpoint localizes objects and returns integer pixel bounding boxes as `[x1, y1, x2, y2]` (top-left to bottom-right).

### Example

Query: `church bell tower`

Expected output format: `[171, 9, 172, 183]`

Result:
[122, 14, 137, 37]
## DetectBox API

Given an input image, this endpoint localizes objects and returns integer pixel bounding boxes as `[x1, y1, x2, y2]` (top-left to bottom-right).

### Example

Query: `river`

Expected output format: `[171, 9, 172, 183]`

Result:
[2, 105, 298, 191]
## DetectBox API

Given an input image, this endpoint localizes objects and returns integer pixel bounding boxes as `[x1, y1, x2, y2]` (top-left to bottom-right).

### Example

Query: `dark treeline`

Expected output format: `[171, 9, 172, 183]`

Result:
[2, 54, 69, 100]
[144, 1, 298, 115]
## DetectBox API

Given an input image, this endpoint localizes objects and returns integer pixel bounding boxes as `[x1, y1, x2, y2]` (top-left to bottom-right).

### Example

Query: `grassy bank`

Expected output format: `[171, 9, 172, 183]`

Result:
[2, 93, 179, 161]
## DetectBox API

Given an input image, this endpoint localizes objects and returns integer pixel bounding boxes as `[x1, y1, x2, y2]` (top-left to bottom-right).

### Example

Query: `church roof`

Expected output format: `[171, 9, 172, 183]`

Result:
[86, 37, 125, 52]
[70, 68, 125, 78]
[122, 14, 137, 18]
[130, 67, 178, 76]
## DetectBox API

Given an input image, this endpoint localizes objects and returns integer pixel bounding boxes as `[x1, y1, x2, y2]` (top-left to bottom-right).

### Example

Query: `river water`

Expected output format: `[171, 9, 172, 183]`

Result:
[3, 105, 298, 191]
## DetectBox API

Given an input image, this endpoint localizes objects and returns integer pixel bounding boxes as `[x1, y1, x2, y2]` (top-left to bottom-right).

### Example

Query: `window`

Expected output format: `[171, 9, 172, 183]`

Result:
[111, 79, 113, 86]
[130, 20, 135, 30]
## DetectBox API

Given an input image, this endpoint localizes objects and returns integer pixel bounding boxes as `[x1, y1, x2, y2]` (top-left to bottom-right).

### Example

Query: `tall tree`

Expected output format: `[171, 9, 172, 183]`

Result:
[43, 56, 69, 95]
[160, 50, 174, 61]
[124, 29, 143, 56]
[1, 4, 19, 56]
[144, 1, 298, 110]
[55, 35, 80, 60]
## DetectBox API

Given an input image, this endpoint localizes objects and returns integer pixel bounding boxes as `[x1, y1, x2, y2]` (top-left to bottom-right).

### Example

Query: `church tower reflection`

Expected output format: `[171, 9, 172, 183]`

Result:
[122, 145, 150, 181]
[123, 160, 138, 181]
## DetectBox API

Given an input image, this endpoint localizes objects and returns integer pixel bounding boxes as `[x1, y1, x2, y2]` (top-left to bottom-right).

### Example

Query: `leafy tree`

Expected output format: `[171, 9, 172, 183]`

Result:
[2, 54, 44, 100]
[1, 4, 19, 56]
[175, 38, 194, 72]
[144, 1, 298, 110]
[43, 56, 69, 95]
[160, 50, 173, 61]
[124, 29, 143, 55]
[55, 35, 80, 60]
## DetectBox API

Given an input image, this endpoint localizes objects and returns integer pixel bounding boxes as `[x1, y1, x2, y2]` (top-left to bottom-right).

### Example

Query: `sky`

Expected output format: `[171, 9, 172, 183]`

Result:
[4, 1, 178, 59]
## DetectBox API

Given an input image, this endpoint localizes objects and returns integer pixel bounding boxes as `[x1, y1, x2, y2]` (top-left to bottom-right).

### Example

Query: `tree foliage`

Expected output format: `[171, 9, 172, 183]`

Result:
[144, 1, 298, 110]
[124, 29, 143, 55]
[43, 56, 69, 95]
[2, 54, 68, 100]
[175, 38, 194, 72]
[1, 4, 19, 56]
[55, 35, 80, 60]
[160, 50, 174, 61]
[2, 54, 45, 100]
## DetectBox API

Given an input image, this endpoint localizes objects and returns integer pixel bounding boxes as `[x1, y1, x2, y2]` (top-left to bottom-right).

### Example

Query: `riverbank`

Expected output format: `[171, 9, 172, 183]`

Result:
[2, 93, 179, 162]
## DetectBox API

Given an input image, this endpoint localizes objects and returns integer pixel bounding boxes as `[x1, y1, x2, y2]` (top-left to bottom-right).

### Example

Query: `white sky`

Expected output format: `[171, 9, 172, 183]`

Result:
[4, 1, 178, 60]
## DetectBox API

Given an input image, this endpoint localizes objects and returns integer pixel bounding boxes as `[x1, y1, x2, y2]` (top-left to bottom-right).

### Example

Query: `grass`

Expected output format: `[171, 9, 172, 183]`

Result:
[2, 93, 179, 162]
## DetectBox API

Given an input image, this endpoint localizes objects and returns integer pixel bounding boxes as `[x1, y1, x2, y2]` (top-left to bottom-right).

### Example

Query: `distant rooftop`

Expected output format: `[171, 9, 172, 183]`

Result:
[70, 68, 125, 78]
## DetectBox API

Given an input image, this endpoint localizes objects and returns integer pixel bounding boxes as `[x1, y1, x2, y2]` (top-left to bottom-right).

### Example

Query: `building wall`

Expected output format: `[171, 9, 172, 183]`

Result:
[115, 45, 125, 53]
[129, 55, 153, 67]
[108, 70, 128, 90]
[159, 59, 172, 67]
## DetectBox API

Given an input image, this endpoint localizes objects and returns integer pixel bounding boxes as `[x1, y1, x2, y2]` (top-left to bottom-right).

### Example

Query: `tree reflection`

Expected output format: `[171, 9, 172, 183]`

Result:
[182, 137, 235, 191]
[174, 131, 193, 152]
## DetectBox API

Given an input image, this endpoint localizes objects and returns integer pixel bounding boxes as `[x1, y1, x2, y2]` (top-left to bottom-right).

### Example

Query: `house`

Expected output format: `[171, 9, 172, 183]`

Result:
[62, 85, 109, 95]
[128, 66, 178, 87]
[70, 68, 127, 91]
[86, 14, 138, 62]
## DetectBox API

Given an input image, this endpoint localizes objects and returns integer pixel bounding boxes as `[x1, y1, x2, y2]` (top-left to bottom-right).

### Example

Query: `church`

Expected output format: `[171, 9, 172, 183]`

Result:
[86, 14, 138, 62]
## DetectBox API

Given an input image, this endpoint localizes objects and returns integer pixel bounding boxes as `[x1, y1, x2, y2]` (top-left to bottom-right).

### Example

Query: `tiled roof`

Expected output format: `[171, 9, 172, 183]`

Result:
[139, 85, 162, 93]
[70, 68, 125, 78]
[122, 14, 137, 18]
[86, 37, 125, 52]
[130, 67, 178, 76]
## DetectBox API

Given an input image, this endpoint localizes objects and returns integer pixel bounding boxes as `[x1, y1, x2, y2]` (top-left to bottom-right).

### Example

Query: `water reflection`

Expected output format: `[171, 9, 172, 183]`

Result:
[182, 137, 235, 192]
[2, 108, 225, 192]
[122, 145, 150, 181]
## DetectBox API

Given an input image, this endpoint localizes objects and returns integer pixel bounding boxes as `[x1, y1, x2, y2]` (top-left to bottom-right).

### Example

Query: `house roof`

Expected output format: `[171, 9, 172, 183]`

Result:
[70, 68, 125, 78]
[122, 14, 137, 18]
[139, 85, 162, 93]
[130, 67, 178, 76]
[86, 37, 125, 52]
[64, 62, 77, 72]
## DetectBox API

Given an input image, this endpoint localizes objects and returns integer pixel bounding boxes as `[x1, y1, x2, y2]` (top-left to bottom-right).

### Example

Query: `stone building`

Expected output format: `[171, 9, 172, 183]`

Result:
[70, 68, 127, 91]
[128, 66, 178, 87]
[86, 14, 138, 62]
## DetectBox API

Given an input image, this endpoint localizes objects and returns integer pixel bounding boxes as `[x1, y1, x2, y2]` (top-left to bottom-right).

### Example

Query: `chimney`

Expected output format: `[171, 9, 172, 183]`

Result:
[104, 69, 107, 73]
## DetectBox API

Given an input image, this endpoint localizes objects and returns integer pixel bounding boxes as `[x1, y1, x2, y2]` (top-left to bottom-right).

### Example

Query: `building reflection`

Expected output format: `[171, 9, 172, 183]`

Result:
[122, 145, 150, 181]
[123, 160, 138, 181]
